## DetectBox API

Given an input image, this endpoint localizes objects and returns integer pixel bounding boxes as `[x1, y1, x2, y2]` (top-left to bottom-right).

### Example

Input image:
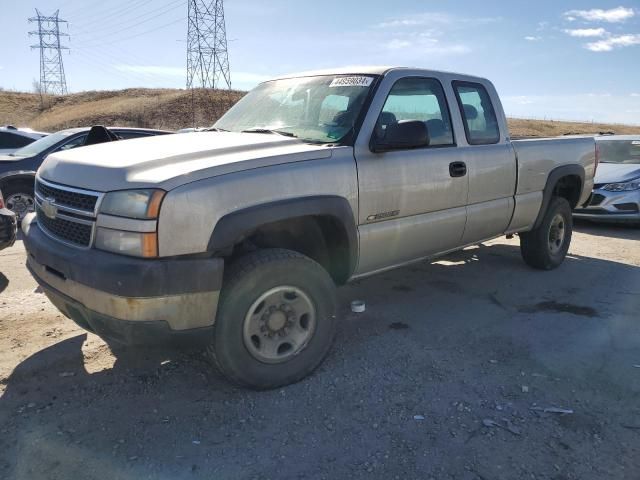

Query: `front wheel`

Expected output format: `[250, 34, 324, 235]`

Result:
[520, 196, 573, 270]
[207, 249, 337, 389]
[3, 182, 35, 221]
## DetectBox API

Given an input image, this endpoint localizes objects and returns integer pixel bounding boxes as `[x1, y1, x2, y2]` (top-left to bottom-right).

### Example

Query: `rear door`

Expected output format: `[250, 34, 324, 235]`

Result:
[451, 81, 516, 243]
[353, 71, 468, 275]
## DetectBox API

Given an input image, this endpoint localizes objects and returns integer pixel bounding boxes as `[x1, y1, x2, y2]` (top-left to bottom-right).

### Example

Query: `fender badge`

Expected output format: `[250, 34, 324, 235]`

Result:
[367, 210, 400, 222]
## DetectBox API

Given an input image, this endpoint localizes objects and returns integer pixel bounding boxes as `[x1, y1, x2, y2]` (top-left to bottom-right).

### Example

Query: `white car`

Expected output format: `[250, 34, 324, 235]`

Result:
[0, 126, 49, 155]
[573, 136, 640, 224]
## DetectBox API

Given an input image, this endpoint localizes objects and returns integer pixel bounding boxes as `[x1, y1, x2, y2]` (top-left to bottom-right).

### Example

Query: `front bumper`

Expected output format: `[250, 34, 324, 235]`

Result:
[0, 208, 17, 251]
[22, 214, 224, 346]
[573, 188, 640, 223]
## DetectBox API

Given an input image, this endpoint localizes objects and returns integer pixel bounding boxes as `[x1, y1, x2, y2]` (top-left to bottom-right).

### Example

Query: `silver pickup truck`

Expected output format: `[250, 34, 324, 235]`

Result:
[22, 67, 597, 389]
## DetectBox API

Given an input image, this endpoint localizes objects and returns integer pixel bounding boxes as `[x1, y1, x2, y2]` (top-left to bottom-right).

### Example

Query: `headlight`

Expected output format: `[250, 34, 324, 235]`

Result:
[100, 189, 165, 219]
[602, 179, 640, 192]
[96, 189, 165, 258]
[95, 228, 158, 257]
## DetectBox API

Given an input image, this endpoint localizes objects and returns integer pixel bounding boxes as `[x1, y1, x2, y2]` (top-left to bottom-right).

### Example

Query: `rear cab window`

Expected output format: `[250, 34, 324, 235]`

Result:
[453, 81, 500, 145]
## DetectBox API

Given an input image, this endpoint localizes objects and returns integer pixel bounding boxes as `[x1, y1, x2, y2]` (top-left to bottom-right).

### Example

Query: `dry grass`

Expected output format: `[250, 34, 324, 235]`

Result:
[1, 88, 639, 136]
[507, 118, 640, 138]
[0, 88, 245, 132]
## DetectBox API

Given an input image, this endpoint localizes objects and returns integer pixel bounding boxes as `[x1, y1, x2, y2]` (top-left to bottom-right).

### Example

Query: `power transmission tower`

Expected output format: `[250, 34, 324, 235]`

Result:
[186, 0, 231, 90]
[29, 9, 70, 96]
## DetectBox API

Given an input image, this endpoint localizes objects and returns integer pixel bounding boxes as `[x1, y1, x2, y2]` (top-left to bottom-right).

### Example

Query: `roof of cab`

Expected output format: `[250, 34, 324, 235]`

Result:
[267, 66, 490, 85]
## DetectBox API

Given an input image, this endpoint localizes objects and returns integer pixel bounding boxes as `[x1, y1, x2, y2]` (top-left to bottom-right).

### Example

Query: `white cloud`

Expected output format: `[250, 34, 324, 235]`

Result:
[386, 39, 412, 49]
[373, 12, 477, 56]
[377, 18, 423, 28]
[585, 34, 640, 51]
[376, 12, 500, 28]
[631, 93, 640, 97]
[564, 28, 607, 37]
[564, 6, 635, 23]
[524, 36, 542, 41]
[537, 21, 550, 31]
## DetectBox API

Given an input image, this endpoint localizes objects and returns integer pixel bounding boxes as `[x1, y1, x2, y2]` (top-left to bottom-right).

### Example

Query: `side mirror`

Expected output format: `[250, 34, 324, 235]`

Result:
[373, 120, 430, 152]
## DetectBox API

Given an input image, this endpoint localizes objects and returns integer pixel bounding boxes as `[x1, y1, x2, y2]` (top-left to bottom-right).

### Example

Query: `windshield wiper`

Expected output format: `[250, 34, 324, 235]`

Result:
[241, 128, 297, 138]
[203, 127, 230, 132]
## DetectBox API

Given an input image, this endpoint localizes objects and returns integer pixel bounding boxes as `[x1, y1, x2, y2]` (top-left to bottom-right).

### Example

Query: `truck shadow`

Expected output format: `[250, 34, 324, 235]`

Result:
[1, 243, 639, 479]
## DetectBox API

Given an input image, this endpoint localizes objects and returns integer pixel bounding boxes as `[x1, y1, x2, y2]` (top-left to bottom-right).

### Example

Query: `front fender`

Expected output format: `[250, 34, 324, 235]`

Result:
[208, 195, 359, 278]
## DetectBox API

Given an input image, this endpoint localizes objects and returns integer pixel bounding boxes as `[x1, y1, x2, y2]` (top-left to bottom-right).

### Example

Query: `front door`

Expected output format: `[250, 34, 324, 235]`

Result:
[354, 74, 468, 275]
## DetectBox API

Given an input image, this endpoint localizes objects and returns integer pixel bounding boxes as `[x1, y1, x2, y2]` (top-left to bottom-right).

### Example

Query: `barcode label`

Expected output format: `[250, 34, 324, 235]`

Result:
[329, 76, 374, 88]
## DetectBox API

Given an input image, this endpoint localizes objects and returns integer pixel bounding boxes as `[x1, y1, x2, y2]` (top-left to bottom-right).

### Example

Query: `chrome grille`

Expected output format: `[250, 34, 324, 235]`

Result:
[34, 179, 102, 248]
[36, 205, 93, 247]
[36, 179, 98, 213]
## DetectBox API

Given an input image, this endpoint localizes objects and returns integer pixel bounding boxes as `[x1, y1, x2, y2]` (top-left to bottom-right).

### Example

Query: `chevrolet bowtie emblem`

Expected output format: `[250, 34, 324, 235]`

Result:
[41, 197, 58, 219]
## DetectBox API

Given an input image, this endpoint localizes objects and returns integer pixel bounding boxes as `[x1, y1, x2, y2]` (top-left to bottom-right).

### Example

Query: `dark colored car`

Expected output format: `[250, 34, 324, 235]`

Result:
[0, 188, 17, 251]
[0, 126, 173, 219]
[0, 125, 49, 155]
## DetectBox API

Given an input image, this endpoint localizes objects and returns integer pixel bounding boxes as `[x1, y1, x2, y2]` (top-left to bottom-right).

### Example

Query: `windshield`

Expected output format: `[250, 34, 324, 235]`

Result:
[11, 130, 77, 157]
[214, 75, 377, 143]
[598, 139, 640, 164]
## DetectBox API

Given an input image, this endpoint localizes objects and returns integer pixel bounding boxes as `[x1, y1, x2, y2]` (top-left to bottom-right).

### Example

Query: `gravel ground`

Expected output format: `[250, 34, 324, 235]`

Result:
[0, 222, 639, 480]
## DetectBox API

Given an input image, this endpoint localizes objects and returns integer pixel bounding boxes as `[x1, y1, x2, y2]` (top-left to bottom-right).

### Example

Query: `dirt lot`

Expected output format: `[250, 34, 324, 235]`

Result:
[0, 222, 638, 480]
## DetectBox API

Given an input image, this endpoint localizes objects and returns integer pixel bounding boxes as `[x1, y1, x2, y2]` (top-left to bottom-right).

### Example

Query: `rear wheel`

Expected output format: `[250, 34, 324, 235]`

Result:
[520, 196, 573, 270]
[207, 248, 337, 389]
[3, 182, 35, 221]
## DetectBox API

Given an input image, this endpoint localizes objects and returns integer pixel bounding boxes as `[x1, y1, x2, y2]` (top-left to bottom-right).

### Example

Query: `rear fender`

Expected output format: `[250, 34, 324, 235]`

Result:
[533, 164, 584, 229]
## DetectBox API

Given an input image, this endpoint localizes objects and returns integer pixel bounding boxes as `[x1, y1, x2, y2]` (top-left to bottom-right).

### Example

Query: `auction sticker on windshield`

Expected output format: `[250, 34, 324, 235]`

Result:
[330, 76, 374, 88]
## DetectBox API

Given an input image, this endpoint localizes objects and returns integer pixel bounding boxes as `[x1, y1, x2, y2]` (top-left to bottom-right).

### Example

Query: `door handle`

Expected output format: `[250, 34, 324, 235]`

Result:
[449, 161, 467, 177]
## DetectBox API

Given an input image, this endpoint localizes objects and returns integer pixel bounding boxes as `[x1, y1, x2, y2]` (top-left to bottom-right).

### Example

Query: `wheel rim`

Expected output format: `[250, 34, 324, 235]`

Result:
[548, 213, 566, 255]
[6, 193, 35, 220]
[242, 286, 317, 364]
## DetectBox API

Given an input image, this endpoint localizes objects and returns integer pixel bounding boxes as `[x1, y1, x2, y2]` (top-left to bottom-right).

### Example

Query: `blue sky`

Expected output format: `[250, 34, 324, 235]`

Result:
[2, 1, 639, 124]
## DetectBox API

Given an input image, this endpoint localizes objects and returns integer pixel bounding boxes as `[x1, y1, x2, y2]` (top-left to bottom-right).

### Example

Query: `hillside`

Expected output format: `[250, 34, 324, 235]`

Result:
[0, 89, 245, 132]
[1, 89, 639, 137]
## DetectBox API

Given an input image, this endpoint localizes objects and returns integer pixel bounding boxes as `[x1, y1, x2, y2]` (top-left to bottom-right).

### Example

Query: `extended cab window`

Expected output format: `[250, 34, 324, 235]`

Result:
[376, 77, 454, 147]
[453, 82, 500, 145]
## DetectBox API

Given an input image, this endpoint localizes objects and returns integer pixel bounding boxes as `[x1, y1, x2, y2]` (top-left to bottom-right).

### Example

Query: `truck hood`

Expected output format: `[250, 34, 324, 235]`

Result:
[38, 132, 333, 192]
[595, 162, 640, 185]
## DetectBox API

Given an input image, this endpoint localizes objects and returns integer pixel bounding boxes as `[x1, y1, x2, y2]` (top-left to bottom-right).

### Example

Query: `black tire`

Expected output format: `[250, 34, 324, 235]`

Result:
[3, 181, 35, 220]
[207, 248, 337, 389]
[520, 196, 573, 270]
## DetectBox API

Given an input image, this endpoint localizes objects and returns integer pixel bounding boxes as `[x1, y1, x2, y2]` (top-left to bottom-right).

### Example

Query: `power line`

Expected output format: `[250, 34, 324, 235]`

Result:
[69, 0, 169, 33]
[29, 9, 70, 96]
[187, 0, 231, 90]
[72, 0, 185, 44]
[81, 16, 186, 48]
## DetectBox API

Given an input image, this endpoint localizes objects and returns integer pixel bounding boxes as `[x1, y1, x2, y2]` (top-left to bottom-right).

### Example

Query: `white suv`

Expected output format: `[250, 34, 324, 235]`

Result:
[0, 126, 48, 155]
